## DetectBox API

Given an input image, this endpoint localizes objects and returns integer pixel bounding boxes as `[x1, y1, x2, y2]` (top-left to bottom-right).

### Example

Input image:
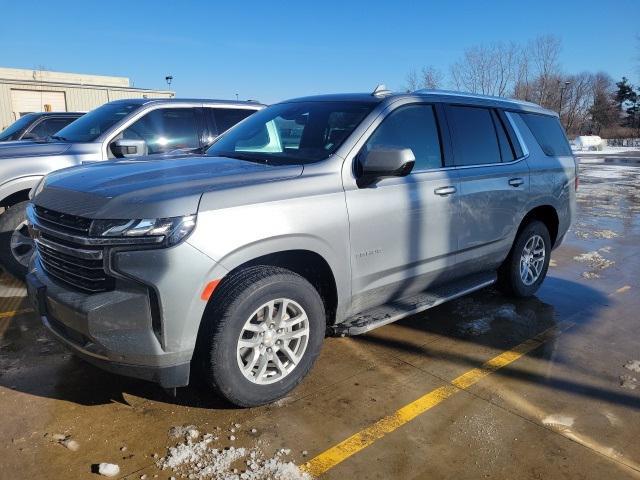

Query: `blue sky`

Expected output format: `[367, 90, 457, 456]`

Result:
[1, 0, 637, 104]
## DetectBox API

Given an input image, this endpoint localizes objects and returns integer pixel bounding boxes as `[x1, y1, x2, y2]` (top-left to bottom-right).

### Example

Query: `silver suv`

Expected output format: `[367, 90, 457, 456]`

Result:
[0, 98, 263, 278]
[26, 89, 576, 407]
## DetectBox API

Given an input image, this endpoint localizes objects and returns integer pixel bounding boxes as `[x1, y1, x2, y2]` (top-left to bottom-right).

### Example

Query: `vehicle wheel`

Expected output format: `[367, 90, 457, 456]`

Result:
[197, 266, 326, 407]
[498, 220, 551, 298]
[0, 201, 33, 279]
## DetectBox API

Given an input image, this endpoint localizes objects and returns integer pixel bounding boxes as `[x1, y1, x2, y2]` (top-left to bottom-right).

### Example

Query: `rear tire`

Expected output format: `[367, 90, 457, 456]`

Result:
[0, 201, 33, 280]
[498, 220, 551, 298]
[196, 265, 325, 407]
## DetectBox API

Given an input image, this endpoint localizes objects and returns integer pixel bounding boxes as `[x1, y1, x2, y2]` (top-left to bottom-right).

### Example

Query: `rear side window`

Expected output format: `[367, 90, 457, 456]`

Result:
[491, 110, 515, 162]
[519, 113, 571, 156]
[364, 104, 442, 171]
[29, 117, 76, 138]
[213, 108, 255, 134]
[447, 106, 501, 166]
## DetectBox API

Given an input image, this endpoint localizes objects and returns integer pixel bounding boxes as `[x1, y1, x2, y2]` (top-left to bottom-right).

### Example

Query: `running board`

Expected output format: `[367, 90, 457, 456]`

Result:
[332, 272, 496, 336]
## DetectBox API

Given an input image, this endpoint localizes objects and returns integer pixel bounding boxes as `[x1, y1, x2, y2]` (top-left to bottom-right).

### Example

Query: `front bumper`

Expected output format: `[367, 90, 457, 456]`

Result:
[26, 240, 226, 388]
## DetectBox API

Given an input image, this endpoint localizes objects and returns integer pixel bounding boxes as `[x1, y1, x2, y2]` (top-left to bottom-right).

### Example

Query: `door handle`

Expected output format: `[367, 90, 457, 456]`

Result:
[508, 177, 524, 187]
[434, 186, 457, 196]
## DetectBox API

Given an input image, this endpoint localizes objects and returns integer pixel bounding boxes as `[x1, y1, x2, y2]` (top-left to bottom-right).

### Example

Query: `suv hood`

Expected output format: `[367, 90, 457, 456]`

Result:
[0, 140, 72, 159]
[33, 154, 303, 219]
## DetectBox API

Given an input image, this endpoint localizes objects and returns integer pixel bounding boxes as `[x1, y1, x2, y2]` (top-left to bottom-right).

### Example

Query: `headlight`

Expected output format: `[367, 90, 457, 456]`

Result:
[90, 215, 196, 247]
[30, 177, 46, 199]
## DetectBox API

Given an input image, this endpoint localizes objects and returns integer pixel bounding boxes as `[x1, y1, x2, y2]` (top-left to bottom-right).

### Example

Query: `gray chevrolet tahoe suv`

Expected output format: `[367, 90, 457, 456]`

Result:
[0, 98, 263, 278]
[26, 89, 576, 407]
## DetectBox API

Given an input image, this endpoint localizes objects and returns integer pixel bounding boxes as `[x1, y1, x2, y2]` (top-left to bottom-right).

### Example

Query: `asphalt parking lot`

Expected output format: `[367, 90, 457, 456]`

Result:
[1, 155, 639, 479]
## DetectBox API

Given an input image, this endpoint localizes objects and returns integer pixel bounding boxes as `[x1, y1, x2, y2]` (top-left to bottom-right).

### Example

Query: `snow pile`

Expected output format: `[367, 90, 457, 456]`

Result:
[158, 427, 311, 480]
[573, 135, 603, 150]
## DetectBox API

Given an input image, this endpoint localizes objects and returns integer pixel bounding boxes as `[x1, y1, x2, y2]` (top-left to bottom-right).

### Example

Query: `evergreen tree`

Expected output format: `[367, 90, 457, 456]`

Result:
[614, 77, 639, 128]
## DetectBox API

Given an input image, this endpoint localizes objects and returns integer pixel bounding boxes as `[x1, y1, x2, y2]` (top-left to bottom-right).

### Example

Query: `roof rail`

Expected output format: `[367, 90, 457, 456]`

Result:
[414, 89, 541, 108]
[372, 84, 393, 97]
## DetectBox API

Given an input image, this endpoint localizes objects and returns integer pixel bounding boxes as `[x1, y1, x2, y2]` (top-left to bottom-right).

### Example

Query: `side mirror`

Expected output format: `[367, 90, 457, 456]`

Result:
[356, 146, 415, 187]
[110, 139, 147, 158]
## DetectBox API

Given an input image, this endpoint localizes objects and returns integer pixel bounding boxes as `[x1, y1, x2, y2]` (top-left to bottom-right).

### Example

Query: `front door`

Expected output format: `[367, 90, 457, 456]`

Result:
[344, 103, 460, 315]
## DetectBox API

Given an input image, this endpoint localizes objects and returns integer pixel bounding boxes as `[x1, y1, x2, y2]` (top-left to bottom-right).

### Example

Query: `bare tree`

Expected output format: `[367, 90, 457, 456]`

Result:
[404, 69, 420, 92]
[527, 35, 562, 108]
[419, 66, 443, 89]
[449, 42, 519, 96]
[404, 66, 443, 91]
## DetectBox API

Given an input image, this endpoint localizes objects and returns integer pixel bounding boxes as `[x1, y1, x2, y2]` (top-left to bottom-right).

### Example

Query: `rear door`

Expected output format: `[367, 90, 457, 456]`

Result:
[445, 104, 530, 274]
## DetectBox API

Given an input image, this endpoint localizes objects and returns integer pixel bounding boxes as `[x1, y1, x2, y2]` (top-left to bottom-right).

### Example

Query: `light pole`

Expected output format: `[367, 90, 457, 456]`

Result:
[559, 80, 571, 127]
[235, 93, 239, 101]
[165, 75, 173, 87]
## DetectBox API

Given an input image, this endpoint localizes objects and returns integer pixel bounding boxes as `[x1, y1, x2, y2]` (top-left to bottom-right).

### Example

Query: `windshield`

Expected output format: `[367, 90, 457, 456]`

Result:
[0, 114, 37, 141]
[206, 101, 375, 164]
[54, 102, 141, 142]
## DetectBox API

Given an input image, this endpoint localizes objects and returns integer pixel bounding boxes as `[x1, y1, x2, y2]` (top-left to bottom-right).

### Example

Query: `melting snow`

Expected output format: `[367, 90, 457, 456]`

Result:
[624, 360, 640, 373]
[98, 463, 120, 477]
[159, 427, 311, 480]
[542, 414, 575, 428]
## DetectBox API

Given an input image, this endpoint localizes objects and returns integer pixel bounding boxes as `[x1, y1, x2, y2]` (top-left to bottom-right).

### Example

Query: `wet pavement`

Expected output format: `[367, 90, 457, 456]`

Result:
[1, 156, 639, 479]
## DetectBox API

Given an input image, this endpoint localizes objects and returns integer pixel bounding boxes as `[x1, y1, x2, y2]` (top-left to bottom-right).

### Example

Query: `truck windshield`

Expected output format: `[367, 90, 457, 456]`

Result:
[207, 101, 375, 164]
[0, 114, 36, 141]
[54, 102, 141, 142]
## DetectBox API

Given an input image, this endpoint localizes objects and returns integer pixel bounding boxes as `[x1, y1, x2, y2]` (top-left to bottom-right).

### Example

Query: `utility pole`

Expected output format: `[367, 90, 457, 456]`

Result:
[558, 80, 571, 128]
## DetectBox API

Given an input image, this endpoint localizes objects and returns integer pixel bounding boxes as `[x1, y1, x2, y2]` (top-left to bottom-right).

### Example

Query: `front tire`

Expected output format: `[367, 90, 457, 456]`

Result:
[0, 201, 33, 279]
[197, 266, 326, 407]
[498, 220, 551, 298]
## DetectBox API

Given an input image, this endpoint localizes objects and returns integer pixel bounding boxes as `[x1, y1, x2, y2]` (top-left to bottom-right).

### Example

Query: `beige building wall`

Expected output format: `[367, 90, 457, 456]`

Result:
[0, 68, 174, 129]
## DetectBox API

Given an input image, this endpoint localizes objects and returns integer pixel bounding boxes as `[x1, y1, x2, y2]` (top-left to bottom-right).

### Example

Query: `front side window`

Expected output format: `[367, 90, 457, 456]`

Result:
[55, 102, 141, 142]
[447, 106, 501, 166]
[121, 108, 200, 154]
[519, 112, 571, 156]
[363, 104, 442, 171]
[207, 101, 375, 164]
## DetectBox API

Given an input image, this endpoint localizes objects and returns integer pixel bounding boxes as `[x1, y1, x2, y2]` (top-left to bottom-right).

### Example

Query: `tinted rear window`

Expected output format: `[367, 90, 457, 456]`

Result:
[519, 113, 571, 156]
[447, 106, 501, 166]
[213, 108, 256, 134]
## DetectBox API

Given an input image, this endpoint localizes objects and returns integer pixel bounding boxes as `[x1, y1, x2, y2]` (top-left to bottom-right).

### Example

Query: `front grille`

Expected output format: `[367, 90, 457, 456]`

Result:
[33, 207, 114, 294]
[34, 205, 92, 235]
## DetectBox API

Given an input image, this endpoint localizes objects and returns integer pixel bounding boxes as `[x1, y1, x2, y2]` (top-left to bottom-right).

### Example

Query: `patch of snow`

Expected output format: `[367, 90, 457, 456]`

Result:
[573, 251, 615, 270]
[159, 427, 311, 480]
[98, 463, 120, 477]
[624, 360, 640, 373]
[620, 375, 637, 390]
[62, 439, 80, 451]
[581, 272, 600, 279]
[542, 414, 575, 428]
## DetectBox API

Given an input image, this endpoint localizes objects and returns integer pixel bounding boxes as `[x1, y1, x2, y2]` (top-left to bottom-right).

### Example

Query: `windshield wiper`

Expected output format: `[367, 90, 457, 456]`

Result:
[48, 135, 69, 142]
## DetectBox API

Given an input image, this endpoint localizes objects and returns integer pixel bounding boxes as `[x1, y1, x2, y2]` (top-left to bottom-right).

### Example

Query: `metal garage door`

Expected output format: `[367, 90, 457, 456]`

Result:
[11, 89, 67, 119]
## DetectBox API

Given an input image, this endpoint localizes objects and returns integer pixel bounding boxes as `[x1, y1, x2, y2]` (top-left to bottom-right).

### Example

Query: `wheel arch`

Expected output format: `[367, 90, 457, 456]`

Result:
[517, 205, 559, 247]
[208, 249, 340, 327]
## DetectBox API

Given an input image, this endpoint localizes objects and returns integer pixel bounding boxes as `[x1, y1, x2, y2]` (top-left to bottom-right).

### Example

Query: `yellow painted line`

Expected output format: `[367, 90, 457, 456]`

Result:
[0, 308, 33, 319]
[302, 321, 575, 477]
